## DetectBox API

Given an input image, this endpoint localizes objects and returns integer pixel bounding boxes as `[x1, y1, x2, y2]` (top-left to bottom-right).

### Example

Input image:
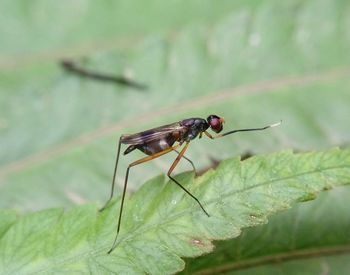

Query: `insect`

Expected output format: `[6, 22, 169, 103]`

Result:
[101, 115, 281, 253]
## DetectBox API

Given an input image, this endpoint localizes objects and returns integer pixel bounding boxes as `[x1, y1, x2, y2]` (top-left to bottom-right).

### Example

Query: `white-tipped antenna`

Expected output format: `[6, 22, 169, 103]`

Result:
[269, 120, 282, 128]
[218, 119, 282, 138]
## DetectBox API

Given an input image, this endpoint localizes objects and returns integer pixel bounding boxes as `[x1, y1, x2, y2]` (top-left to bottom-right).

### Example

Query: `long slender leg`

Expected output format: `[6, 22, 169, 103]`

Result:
[108, 144, 181, 254]
[100, 136, 123, 212]
[167, 142, 210, 217]
[174, 149, 196, 175]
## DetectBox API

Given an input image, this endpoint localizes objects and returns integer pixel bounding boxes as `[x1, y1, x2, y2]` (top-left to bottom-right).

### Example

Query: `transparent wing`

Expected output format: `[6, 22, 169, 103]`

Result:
[121, 122, 186, 145]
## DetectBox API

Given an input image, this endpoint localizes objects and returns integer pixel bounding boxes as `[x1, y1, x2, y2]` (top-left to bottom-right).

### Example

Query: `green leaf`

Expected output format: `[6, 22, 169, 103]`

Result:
[1, 0, 350, 211]
[0, 0, 259, 56]
[0, 149, 349, 274]
[182, 187, 350, 274]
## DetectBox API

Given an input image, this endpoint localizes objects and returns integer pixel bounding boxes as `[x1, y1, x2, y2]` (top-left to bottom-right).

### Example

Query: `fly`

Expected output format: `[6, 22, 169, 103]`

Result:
[101, 115, 281, 253]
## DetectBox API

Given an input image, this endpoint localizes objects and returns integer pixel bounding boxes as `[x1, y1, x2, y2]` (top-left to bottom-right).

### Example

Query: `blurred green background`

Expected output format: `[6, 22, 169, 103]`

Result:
[0, 0, 350, 273]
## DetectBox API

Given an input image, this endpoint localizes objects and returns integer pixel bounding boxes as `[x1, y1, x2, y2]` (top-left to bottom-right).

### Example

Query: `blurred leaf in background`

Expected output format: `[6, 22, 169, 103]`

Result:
[0, 0, 350, 273]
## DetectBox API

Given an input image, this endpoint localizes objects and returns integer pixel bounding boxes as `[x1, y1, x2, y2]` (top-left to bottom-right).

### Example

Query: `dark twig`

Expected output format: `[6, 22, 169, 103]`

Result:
[60, 60, 148, 90]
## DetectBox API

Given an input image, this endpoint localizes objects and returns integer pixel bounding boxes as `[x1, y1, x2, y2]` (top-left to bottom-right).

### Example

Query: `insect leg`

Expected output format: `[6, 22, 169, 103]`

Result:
[174, 149, 197, 175]
[167, 142, 210, 217]
[108, 144, 181, 254]
[100, 136, 123, 212]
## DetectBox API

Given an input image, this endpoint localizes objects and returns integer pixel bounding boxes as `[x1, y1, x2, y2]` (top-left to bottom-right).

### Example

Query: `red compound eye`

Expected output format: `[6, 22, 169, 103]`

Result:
[207, 115, 224, 133]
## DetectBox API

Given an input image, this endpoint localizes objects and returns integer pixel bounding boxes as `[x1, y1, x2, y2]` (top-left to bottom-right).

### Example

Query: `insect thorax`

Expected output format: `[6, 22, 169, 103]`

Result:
[180, 118, 209, 141]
